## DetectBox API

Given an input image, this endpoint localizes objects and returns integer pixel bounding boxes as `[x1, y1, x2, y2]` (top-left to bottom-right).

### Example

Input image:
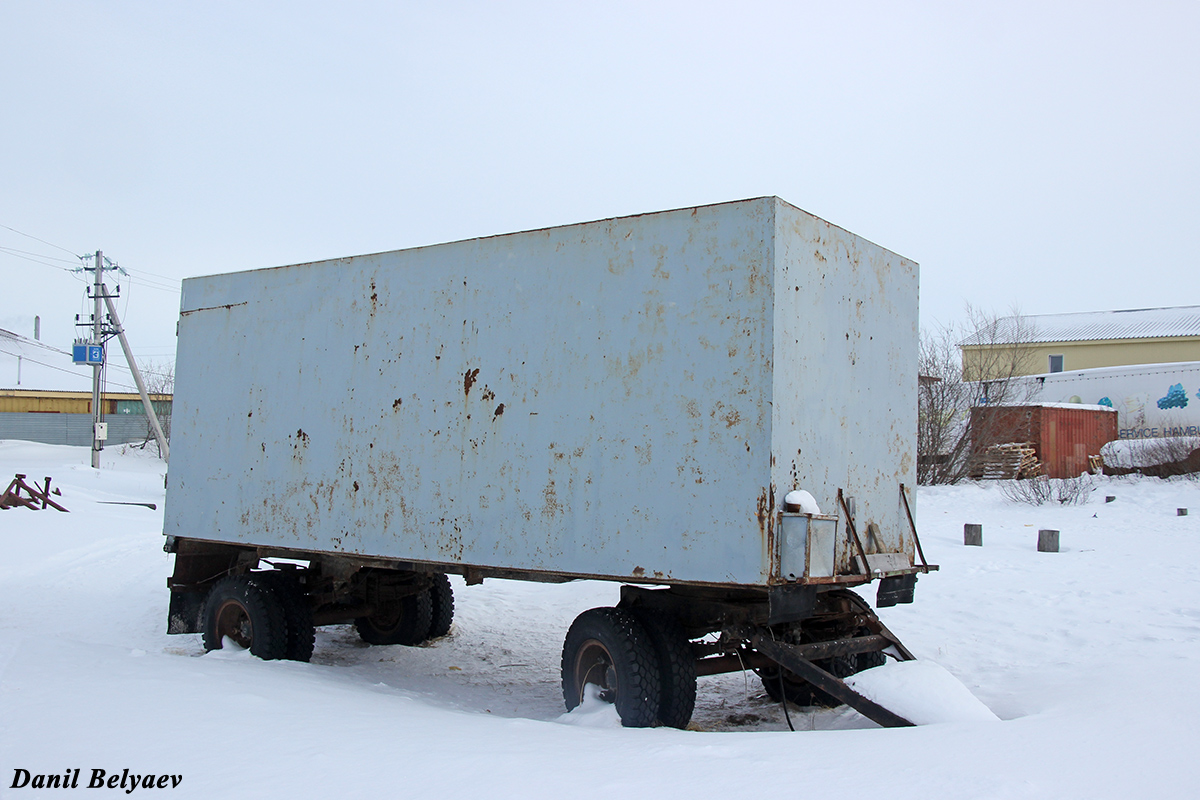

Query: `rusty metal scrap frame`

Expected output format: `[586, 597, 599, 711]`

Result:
[0, 473, 68, 512]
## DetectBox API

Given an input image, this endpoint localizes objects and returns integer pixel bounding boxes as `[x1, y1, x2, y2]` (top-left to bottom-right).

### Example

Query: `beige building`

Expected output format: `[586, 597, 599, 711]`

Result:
[961, 306, 1200, 381]
[0, 388, 171, 415]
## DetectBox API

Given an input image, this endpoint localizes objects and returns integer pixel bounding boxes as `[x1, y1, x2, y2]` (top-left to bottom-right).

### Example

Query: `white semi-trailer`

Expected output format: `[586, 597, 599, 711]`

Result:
[163, 197, 933, 728]
[1022, 361, 1200, 440]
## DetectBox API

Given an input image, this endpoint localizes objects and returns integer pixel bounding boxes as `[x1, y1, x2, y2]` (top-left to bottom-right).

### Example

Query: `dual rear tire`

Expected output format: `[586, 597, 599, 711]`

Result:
[201, 574, 309, 661]
[202, 571, 455, 659]
[561, 606, 696, 729]
[354, 573, 455, 646]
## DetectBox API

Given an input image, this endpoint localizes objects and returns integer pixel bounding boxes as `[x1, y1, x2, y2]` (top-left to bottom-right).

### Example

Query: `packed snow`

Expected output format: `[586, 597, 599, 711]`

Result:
[845, 660, 1000, 725]
[783, 489, 822, 514]
[2, 440, 1198, 798]
[1102, 436, 1200, 468]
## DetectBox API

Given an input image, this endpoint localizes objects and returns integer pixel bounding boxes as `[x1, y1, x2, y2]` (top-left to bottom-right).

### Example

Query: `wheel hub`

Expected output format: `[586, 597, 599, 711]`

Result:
[214, 600, 253, 649]
[574, 639, 617, 704]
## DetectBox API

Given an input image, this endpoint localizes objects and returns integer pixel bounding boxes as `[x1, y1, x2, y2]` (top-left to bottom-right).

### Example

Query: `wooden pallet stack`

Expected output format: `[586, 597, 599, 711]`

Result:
[969, 443, 1042, 480]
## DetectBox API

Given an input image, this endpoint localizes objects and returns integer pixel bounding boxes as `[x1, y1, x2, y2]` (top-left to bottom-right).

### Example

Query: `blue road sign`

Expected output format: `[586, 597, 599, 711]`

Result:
[73, 343, 104, 365]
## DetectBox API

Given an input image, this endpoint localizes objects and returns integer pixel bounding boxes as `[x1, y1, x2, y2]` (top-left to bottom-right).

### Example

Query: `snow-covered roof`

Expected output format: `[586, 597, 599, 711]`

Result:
[1024, 360, 1200, 380]
[960, 306, 1200, 346]
[0, 327, 94, 392]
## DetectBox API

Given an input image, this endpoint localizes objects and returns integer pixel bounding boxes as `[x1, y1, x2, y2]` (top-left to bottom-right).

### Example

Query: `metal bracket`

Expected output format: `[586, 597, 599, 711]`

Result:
[899, 483, 937, 574]
[838, 488, 871, 575]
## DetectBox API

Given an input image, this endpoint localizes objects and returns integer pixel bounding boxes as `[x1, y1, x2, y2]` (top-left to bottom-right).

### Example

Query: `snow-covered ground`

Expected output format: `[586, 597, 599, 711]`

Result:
[2, 440, 1198, 798]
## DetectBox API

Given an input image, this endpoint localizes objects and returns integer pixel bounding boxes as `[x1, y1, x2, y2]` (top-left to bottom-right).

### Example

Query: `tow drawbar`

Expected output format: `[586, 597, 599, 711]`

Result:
[750, 633, 915, 728]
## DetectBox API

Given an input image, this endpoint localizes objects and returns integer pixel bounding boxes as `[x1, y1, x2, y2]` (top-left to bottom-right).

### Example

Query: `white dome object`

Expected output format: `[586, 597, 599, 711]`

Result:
[784, 490, 821, 515]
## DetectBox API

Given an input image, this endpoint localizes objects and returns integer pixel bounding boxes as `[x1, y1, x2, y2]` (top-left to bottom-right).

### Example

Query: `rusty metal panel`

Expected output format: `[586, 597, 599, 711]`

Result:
[1035, 405, 1118, 478]
[970, 404, 1118, 479]
[164, 198, 919, 588]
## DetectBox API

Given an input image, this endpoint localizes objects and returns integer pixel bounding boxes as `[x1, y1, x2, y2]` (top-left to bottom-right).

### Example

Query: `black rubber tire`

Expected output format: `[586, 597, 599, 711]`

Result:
[561, 607, 662, 728]
[355, 589, 433, 646]
[249, 571, 315, 662]
[856, 647, 888, 673]
[829, 591, 890, 672]
[201, 575, 289, 660]
[629, 609, 696, 729]
[427, 574, 454, 639]
[759, 654, 857, 708]
[760, 589, 890, 708]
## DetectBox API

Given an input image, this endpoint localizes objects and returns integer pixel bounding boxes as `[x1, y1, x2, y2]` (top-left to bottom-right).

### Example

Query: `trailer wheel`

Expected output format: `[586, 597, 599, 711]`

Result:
[759, 655, 857, 708]
[856, 647, 887, 673]
[427, 574, 454, 639]
[249, 571, 315, 662]
[355, 589, 433, 646]
[629, 609, 696, 729]
[561, 607, 661, 728]
[201, 575, 289, 660]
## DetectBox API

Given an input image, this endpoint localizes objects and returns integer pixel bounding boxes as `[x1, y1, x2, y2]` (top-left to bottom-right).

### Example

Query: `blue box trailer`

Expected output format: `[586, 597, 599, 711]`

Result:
[163, 197, 934, 728]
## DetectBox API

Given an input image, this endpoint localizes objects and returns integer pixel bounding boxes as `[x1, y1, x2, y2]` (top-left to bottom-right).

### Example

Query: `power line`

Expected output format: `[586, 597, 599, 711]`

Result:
[123, 273, 180, 294]
[0, 346, 139, 392]
[0, 224, 183, 292]
[0, 336, 71, 357]
[129, 276, 181, 291]
[0, 245, 80, 265]
[125, 265, 182, 284]
[0, 222, 81, 258]
[0, 246, 83, 274]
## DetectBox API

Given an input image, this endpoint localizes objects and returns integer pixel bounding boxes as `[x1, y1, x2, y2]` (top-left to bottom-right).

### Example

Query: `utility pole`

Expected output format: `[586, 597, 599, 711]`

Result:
[101, 283, 169, 460]
[74, 251, 170, 466]
[91, 250, 104, 469]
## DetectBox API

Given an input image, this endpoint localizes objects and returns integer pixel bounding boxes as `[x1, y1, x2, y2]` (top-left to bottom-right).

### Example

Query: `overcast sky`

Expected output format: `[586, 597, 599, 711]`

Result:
[2, 1, 1197, 388]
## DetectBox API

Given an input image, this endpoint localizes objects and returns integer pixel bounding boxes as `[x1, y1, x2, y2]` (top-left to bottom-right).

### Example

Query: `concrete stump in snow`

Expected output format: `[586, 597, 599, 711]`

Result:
[1038, 529, 1060, 552]
[964, 524, 983, 546]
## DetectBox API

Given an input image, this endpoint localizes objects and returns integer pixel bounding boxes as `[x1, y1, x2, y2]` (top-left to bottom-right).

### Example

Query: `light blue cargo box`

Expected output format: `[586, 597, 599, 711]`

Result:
[164, 197, 919, 589]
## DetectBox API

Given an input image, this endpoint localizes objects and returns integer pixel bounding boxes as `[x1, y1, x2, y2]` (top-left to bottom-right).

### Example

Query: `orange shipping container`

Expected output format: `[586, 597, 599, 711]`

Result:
[970, 404, 1118, 479]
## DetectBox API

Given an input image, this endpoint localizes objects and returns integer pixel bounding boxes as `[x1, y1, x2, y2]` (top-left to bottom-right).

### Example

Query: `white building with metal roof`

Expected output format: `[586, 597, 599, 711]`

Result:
[961, 306, 1200, 380]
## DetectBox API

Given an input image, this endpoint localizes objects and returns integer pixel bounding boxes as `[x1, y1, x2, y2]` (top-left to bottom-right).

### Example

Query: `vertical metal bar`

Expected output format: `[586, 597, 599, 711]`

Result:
[899, 483, 929, 571]
[91, 251, 103, 469]
[838, 488, 871, 575]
